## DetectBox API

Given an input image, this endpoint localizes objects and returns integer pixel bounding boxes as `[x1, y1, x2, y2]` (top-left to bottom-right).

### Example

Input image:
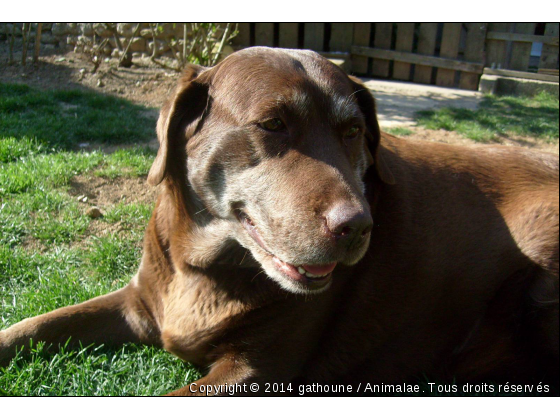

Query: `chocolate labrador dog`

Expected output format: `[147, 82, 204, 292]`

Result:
[1, 47, 558, 395]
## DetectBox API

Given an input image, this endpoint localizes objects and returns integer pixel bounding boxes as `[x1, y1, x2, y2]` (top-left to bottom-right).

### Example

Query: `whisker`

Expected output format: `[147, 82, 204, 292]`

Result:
[349, 88, 366, 98]
[250, 269, 266, 282]
[239, 250, 249, 265]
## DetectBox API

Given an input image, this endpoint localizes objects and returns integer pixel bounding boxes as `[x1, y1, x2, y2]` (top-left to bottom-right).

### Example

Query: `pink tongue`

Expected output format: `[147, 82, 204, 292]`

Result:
[302, 262, 337, 276]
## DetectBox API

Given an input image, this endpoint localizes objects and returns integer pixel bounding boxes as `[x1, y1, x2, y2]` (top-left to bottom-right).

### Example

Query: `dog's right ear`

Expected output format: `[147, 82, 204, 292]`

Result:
[148, 64, 210, 186]
[348, 75, 395, 185]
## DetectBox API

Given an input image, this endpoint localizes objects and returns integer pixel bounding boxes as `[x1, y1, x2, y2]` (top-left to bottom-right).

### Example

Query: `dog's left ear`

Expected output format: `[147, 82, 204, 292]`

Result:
[148, 64, 210, 186]
[348, 75, 395, 185]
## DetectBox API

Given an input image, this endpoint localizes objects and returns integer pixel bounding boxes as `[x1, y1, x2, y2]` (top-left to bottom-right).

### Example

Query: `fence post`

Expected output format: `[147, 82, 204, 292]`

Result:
[413, 23, 438, 84]
[539, 23, 559, 72]
[233, 23, 251, 48]
[330, 23, 353, 52]
[352, 23, 371, 74]
[304, 23, 324, 52]
[371, 23, 392, 78]
[279, 23, 298, 49]
[393, 23, 414, 81]
[459, 23, 487, 90]
[255, 23, 274, 47]
[509, 23, 536, 71]
[485, 23, 510, 69]
[436, 23, 462, 87]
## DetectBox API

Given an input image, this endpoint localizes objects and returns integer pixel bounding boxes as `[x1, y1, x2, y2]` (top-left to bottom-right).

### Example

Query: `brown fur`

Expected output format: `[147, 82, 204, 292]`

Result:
[1, 47, 558, 395]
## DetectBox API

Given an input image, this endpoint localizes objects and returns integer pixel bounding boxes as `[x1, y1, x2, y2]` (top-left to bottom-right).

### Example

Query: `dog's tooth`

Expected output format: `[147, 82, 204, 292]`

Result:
[298, 266, 329, 279]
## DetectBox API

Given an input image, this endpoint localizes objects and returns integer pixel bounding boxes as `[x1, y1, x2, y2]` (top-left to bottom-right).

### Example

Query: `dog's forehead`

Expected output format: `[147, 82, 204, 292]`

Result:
[208, 48, 357, 119]
[214, 48, 350, 88]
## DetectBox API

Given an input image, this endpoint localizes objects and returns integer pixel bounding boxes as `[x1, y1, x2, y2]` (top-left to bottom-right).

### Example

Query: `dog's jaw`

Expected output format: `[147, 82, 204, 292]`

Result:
[233, 210, 371, 294]
[249, 245, 335, 295]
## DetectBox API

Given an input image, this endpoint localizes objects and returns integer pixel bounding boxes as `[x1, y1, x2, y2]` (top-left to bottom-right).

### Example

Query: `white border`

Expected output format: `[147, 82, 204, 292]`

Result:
[2, 1, 542, 23]
[1, 396, 559, 419]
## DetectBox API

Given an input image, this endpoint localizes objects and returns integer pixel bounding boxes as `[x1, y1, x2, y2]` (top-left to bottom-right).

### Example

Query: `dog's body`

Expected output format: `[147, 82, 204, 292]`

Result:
[1, 48, 558, 395]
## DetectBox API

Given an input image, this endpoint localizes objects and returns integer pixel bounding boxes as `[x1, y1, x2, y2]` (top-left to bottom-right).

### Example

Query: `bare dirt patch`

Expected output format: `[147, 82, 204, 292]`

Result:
[68, 174, 157, 208]
[0, 48, 178, 108]
[69, 174, 157, 240]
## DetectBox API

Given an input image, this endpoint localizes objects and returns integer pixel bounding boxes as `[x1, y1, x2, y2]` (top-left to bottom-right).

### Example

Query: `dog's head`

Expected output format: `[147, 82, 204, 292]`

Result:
[149, 47, 394, 294]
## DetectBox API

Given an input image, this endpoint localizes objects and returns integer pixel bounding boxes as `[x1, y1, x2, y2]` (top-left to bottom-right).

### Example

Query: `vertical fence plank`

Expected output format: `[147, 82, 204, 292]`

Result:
[413, 23, 438, 84]
[539, 23, 559, 70]
[352, 23, 371, 74]
[372, 23, 392, 78]
[393, 23, 415, 80]
[330, 23, 353, 52]
[233, 23, 251, 47]
[304, 23, 324, 51]
[485, 23, 510, 69]
[459, 23, 487, 90]
[255, 22, 274, 47]
[436, 23, 462, 87]
[279, 23, 298, 49]
[510, 23, 536, 71]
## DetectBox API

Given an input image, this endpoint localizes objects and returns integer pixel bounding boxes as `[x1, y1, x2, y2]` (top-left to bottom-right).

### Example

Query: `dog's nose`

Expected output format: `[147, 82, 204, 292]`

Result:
[325, 204, 373, 242]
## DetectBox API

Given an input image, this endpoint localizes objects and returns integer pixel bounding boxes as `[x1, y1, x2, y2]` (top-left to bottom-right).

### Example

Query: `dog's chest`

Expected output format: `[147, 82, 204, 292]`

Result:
[160, 274, 249, 363]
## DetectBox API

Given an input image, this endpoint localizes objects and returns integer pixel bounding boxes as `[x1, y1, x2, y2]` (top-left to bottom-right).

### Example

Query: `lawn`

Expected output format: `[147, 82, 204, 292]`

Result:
[383, 126, 414, 137]
[416, 91, 559, 144]
[0, 83, 201, 396]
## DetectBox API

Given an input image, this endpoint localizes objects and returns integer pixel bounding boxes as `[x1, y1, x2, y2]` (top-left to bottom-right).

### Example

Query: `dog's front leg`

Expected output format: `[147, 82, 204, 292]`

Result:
[0, 284, 160, 366]
[166, 355, 260, 396]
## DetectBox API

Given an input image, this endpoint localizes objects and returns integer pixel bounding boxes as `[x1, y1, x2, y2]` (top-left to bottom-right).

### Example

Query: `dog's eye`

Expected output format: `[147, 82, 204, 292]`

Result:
[258, 118, 286, 132]
[344, 125, 361, 139]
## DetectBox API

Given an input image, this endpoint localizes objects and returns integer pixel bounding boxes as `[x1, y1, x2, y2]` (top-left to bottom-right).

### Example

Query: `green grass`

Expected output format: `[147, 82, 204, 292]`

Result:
[0, 83, 156, 149]
[95, 147, 156, 178]
[384, 127, 414, 137]
[416, 92, 559, 143]
[103, 202, 154, 229]
[0, 82, 201, 395]
[0, 190, 90, 247]
[0, 148, 103, 195]
[0, 342, 200, 396]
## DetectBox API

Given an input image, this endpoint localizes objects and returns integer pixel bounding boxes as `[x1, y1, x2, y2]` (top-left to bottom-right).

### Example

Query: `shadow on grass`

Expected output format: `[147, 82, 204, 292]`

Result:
[0, 82, 157, 150]
[416, 93, 559, 144]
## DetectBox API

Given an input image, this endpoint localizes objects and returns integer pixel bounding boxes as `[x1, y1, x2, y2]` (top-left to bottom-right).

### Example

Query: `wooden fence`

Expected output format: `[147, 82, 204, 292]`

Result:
[233, 23, 559, 91]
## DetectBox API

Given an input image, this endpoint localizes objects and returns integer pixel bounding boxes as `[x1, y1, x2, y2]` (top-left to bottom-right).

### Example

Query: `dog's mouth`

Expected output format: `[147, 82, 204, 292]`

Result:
[235, 210, 337, 291]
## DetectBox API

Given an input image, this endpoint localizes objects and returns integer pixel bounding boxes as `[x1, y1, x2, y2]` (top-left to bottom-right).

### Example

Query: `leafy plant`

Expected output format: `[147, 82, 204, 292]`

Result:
[148, 23, 238, 70]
